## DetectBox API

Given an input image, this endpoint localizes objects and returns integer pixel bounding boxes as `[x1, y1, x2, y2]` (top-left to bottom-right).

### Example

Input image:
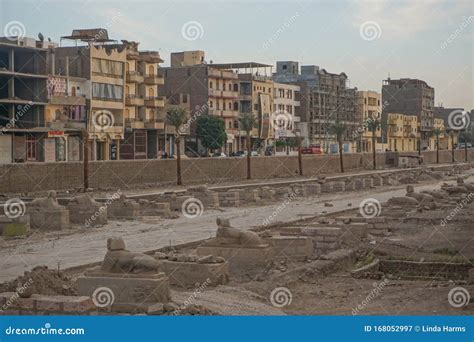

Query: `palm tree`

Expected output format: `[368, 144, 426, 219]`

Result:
[366, 117, 380, 170]
[431, 128, 443, 164]
[449, 130, 455, 163]
[239, 113, 257, 179]
[330, 121, 347, 173]
[167, 107, 188, 185]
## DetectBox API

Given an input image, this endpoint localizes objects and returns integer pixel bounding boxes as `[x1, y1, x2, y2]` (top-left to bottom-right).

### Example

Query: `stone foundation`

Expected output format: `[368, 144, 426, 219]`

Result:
[218, 191, 240, 207]
[77, 272, 170, 309]
[68, 203, 107, 226]
[265, 236, 313, 261]
[197, 244, 273, 272]
[28, 208, 69, 231]
[0, 215, 30, 237]
[158, 260, 229, 287]
[107, 200, 140, 219]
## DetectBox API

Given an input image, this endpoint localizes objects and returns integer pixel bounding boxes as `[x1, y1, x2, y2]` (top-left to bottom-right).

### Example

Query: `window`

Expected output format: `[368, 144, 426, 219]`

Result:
[210, 100, 213, 108]
[209, 81, 213, 89]
[92, 83, 123, 101]
[228, 84, 231, 91]
[228, 102, 231, 110]
[233, 102, 238, 111]
[91, 58, 123, 77]
[233, 84, 238, 92]
[148, 87, 154, 98]
[148, 65, 155, 75]
[26, 136, 37, 161]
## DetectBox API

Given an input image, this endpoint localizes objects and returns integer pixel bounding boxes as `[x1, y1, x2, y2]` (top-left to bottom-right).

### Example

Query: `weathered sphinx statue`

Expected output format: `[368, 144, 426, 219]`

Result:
[69, 194, 101, 206]
[29, 190, 62, 208]
[101, 237, 160, 274]
[215, 217, 263, 246]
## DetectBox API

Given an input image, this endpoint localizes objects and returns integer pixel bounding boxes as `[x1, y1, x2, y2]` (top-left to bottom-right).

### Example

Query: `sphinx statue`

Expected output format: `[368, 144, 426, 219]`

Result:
[101, 237, 160, 274]
[215, 217, 263, 246]
[29, 190, 62, 208]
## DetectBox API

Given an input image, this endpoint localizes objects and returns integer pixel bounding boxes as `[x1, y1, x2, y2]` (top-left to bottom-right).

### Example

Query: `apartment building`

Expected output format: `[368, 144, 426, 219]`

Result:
[356, 90, 382, 152]
[274, 61, 359, 152]
[382, 78, 435, 150]
[0, 35, 89, 163]
[120, 40, 165, 159]
[57, 29, 126, 161]
[160, 52, 272, 155]
[387, 113, 418, 152]
[273, 82, 301, 139]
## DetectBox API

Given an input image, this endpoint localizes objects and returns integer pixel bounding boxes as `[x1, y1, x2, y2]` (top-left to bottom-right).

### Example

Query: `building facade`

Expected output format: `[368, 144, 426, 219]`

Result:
[387, 113, 418, 152]
[273, 61, 359, 152]
[356, 90, 382, 152]
[273, 82, 301, 140]
[382, 78, 435, 151]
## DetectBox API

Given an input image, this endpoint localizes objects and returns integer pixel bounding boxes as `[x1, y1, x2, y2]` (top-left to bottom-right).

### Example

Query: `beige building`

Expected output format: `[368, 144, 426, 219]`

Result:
[387, 113, 418, 152]
[273, 82, 300, 139]
[356, 90, 382, 152]
[121, 41, 165, 159]
[171, 50, 205, 67]
[430, 118, 454, 150]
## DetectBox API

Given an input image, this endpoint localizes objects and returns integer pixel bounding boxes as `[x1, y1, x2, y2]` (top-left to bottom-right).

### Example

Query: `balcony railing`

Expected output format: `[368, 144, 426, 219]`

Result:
[144, 96, 165, 108]
[125, 95, 144, 106]
[126, 71, 144, 83]
[144, 74, 164, 85]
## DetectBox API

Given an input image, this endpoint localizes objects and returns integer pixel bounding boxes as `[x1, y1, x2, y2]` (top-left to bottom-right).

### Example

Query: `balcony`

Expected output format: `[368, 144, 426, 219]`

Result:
[144, 74, 164, 85]
[49, 94, 86, 106]
[125, 95, 144, 106]
[144, 119, 164, 130]
[125, 118, 145, 129]
[208, 109, 238, 118]
[144, 96, 165, 108]
[126, 71, 144, 83]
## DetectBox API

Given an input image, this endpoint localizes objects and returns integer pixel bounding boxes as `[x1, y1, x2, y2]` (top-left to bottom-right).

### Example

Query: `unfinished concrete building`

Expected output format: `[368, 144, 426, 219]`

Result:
[273, 61, 359, 152]
[382, 78, 435, 151]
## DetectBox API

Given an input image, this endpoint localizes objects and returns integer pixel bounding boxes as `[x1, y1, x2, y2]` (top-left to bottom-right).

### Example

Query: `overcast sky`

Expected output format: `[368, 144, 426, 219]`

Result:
[1, 0, 473, 109]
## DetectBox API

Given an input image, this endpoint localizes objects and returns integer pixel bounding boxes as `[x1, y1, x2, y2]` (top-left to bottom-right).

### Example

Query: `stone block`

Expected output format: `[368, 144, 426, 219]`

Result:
[107, 199, 140, 219]
[68, 203, 107, 226]
[266, 236, 313, 260]
[218, 191, 240, 207]
[77, 272, 170, 306]
[332, 181, 345, 192]
[139, 201, 172, 217]
[259, 187, 276, 201]
[321, 182, 333, 193]
[28, 208, 69, 231]
[363, 178, 374, 188]
[354, 179, 364, 190]
[0, 215, 30, 237]
[305, 183, 321, 196]
[197, 244, 273, 273]
[158, 260, 229, 288]
[192, 191, 220, 208]
[372, 177, 383, 187]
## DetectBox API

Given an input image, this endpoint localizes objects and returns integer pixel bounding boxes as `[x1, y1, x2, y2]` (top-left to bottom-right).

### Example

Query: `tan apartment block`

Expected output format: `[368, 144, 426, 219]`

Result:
[58, 29, 127, 161]
[356, 90, 382, 152]
[121, 41, 165, 159]
[273, 82, 300, 139]
[387, 113, 418, 152]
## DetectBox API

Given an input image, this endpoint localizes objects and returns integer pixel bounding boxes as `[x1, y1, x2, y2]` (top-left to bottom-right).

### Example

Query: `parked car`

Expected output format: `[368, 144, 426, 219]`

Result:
[457, 143, 472, 149]
[242, 151, 259, 156]
[264, 146, 274, 156]
[212, 152, 227, 158]
[233, 151, 245, 157]
[300, 144, 323, 154]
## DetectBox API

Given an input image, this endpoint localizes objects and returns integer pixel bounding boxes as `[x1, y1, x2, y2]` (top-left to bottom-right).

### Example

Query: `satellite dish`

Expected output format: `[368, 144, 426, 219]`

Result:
[38, 32, 44, 41]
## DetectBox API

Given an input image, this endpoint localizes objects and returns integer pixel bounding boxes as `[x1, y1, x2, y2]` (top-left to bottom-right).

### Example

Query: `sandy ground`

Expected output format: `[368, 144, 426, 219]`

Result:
[0, 171, 471, 284]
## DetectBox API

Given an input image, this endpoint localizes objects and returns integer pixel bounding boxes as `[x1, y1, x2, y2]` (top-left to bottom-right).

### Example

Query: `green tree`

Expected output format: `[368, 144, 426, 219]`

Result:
[431, 127, 443, 164]
[196, 115, 227, 154]
[330, 121, 347, 173]
[167, 107, 188, 185]
[366, 117, 380, 170]
[239, 113, 257, 179]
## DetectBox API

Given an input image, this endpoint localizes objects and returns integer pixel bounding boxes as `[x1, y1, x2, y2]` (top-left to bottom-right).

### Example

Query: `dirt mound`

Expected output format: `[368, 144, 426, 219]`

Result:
[0, 266, 76, 296]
